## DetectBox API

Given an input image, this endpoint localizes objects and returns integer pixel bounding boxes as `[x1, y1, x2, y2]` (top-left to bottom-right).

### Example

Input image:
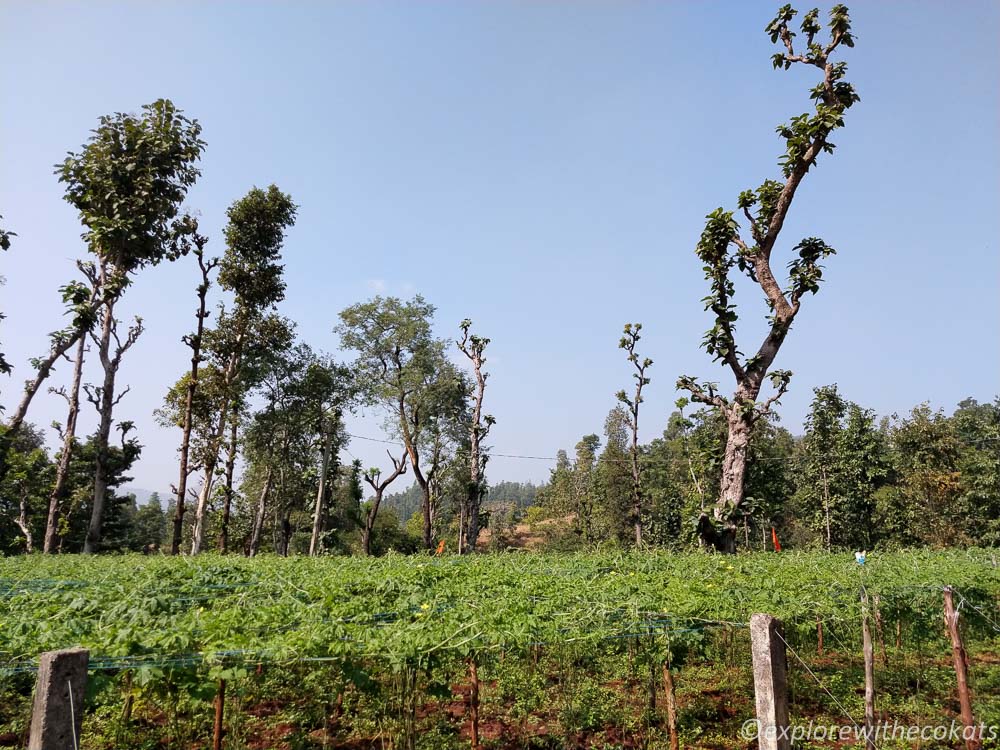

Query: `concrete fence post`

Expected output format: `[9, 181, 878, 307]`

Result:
[749, 613, 791, 750]
[28, 648, 88, 750]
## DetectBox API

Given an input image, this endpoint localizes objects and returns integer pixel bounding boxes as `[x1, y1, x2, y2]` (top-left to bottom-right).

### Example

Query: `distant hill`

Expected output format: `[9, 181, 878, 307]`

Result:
[485, 480, 539, 511]
[382, 479, 540, 521]
[121, 488, 169, 506]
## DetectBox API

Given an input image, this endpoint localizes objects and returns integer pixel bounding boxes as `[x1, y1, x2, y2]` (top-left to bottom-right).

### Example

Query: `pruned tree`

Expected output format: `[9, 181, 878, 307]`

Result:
[362, 451, 408, 555]
[175, 185, 296, 554]
[676, 4, 858, 552]
[55, 99, 204, 553]
[616, 322, 652, 546]
[172, 230, 217, 554]
[456, 319, 494, 554]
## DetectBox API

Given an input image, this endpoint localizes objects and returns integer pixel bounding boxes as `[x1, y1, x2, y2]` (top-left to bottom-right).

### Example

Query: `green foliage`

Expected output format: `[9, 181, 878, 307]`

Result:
[56, 99, 204, 276]
[694, 209, 741, 365]
[337, 295, 441, 414]
[218, 185, 297, 311]
[50, 429, 143, 553]
[238, 343, 351, 555]
[953, 398, 1000, 545]
[1, 549, 995, 667]
[791, 385, 890, 549]
[786, 237, 836, 297]
[0, 423, 52, 552]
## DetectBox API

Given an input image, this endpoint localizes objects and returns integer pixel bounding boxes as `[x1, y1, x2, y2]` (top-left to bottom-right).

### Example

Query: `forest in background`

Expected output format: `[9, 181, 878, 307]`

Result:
[2, 380, 997, 557]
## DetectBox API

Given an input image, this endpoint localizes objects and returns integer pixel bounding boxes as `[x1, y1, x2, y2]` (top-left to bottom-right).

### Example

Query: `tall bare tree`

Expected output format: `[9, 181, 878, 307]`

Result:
[456, 319, 494, 554]
[174, 231, 217, 554]
[616, 322, 652, 546]
[677, 4, 858, 552]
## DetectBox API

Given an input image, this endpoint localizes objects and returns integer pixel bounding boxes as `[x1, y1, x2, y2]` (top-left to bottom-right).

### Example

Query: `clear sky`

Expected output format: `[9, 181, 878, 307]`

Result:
[2, 1, 998, 497]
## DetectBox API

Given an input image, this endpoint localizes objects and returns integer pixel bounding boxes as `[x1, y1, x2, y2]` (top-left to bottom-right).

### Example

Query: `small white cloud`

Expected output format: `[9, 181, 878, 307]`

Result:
[367, 279, 387, 293]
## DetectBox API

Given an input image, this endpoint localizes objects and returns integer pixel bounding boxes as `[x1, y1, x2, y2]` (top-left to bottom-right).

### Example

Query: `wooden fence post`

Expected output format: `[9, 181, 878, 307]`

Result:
[468, 658, 480, 750]
[749, 613, 791, 750]
[662, 658, 680, 750]
[944, 586, 981, 750]
[213, 678, 226, 750]
[28, 648, 89, 750]
[860, 590, 877, 750]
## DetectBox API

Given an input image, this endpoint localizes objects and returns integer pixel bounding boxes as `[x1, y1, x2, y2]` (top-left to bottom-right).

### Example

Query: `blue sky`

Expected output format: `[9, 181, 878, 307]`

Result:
[2, 1, 998, 495]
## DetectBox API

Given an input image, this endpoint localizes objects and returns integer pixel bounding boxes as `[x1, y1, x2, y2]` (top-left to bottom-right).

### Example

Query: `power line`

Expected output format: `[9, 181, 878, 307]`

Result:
[345, 432, 1000, 467]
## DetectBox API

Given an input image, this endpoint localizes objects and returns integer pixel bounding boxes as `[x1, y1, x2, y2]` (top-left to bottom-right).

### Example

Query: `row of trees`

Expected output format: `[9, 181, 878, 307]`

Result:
[0, 99, 495, 556]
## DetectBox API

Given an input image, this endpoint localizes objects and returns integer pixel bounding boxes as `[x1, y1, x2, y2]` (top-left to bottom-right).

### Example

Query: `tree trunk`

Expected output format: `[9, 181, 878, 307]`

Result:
[458, 501, 467, 555]
[702, 404, 751, 553]
[43, 335, 86, 554]
[188, 394, 234, 555]
[415, 471, 432, 550]
[279, 510, 292, 556]
[464, 470, 480, 554]
[174, 259, 211, 555]
[820, 466, 832, 550]
[181, 336, 241, 555]
[309, 429, 333, 556]
[189, 464, 217, 555]
[218, 412, 239, 553]
[630, 443, 642, 547]
[363, 488, 384, 556]
[248, 466, 272, 557]
[662, 661, 679, 750]
[361, 524, 372, 557]
[15, 491, 33, 552]
[85, 303, 118, 555]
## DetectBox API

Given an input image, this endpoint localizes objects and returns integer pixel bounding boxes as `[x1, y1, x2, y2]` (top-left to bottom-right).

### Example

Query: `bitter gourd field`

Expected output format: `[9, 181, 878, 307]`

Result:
[2, 550, 999, 749]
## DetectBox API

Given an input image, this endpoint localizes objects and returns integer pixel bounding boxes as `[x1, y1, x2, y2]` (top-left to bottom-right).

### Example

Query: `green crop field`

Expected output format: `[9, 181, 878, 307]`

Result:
[2, 550, 999, 749]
